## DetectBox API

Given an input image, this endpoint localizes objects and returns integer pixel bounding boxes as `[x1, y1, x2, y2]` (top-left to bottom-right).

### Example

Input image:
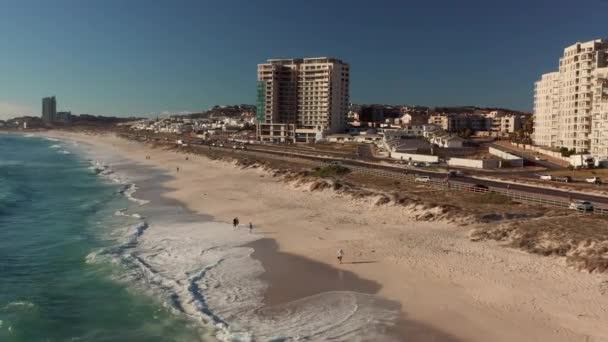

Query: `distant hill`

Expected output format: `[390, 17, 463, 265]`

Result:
[175, 105, 256, 119]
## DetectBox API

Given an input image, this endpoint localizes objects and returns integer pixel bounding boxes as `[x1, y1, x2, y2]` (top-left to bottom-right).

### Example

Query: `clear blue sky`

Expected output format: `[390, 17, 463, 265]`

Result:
[1, 0, 607, 119]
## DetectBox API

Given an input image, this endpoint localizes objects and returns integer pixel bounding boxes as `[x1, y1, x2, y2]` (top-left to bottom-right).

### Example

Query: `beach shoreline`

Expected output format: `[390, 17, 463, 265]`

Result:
[39, 130, 608, 342]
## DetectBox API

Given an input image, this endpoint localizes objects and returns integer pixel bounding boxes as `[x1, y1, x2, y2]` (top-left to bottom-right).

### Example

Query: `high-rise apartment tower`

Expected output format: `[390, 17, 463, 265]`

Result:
[533, 39, 608, 162]
[256, 57, 349, 142]
[42, 96, 57, 122]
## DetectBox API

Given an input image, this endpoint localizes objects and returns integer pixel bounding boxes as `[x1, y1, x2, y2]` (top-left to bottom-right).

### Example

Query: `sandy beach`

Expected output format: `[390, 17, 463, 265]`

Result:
[45, 131, 608, 341]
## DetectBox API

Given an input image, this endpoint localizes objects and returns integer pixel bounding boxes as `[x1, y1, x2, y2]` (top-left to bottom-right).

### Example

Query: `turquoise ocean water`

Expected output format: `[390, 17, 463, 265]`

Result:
[0, 134, 206, 341]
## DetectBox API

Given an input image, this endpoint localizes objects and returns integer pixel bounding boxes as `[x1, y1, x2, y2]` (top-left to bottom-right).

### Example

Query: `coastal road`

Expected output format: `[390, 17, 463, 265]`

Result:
[192, 143, 608, 211]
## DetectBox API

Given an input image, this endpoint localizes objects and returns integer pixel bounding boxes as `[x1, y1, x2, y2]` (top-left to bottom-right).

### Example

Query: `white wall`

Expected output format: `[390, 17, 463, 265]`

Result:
[448, 158, 499, 169]
[489, 147, 524, 167]
[390, 151, 439, 163]
[511, 143, 570, 162]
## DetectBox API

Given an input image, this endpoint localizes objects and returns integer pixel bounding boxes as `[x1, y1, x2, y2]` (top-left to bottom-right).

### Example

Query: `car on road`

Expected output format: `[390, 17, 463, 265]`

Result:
[586, 177, 602, 184]
[534, 156, 547, 161]
[539, 174, 553, 181]
[329, 161, 343, 166]
[414, 175, 430, 183]
[447, 170, 464, 177]
[466, 184, 489, 192]
[554, 176, 572, 183]
[569, 200, 594, 212]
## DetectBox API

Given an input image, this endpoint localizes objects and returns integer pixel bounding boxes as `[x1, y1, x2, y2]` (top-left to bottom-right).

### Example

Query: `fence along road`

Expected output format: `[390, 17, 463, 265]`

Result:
[346, 164, 608, 215]
[193, 143, 608, 215]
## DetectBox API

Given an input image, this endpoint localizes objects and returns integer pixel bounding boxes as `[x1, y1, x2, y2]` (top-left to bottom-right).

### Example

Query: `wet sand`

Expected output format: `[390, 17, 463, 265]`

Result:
[248, 238, 460, 341]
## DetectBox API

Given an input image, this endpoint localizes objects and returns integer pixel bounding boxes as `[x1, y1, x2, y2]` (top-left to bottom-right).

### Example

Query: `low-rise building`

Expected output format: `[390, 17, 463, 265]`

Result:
[428, 113, 491, 132]
[326, 133, 382, 143]
[256, 123, 296, 143]
[430, 134, 464, 148]
[485, 111, 524, 134]
[55, 111, 72, 123]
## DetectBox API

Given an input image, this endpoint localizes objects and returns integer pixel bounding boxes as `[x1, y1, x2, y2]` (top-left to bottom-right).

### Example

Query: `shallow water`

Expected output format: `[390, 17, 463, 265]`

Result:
[0, 134, 207, 341]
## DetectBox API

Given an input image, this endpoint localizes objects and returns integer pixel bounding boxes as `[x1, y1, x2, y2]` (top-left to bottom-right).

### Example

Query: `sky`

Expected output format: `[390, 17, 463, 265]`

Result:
[1, 0, 607, 119]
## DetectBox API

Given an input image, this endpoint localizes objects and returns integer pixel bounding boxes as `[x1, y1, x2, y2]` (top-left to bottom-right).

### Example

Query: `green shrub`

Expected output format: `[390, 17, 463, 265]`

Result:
[311, 165, 351, 178]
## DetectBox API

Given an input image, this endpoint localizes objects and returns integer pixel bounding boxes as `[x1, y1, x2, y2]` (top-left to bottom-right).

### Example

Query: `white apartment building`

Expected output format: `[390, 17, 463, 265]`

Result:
[533, 39, 608, 159]
[494, 115, 522, 134]
[533, 72, 560, 146]
[592, 67, 608, 160]
[256, 57, 350, 142]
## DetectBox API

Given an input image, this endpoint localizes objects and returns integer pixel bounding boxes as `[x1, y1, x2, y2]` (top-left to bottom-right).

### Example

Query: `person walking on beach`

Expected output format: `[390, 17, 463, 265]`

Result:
[233, 217, 239, 229]
[337, 248, 344, 264]
[248, 222, 253, 233]
[176, 166, 180, 172]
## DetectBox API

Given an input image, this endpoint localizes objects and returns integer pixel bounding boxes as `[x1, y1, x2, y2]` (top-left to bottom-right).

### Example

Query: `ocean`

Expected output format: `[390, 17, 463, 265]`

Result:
[0, 134, 207, 341]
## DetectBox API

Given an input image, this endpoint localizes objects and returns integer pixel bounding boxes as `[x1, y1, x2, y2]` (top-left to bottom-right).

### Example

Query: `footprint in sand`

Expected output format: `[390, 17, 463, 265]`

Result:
[600, 281, 608, 295]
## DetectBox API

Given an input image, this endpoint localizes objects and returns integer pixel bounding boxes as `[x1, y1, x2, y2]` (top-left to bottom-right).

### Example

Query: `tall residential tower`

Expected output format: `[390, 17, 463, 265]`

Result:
[533, 39, 608, 162]
[256, 57, 350, 143]
[42, 96, 57, 122]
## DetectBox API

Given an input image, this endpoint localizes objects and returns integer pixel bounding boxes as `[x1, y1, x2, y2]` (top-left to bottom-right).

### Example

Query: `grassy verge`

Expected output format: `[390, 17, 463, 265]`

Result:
[471, 214, 608, 273]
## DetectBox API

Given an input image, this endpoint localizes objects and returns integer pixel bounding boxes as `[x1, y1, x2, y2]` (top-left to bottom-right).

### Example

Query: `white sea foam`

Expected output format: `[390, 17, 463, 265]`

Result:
[4, 301, 35, 309]
[44, 137, 59, 142]
[126, 220, 399, 341]
[114, 208, 144, 219]
[49, 144, 61, 149]
[85, 250, 101, 264]
[122, 183, 149, 205]
[58, 150, 71, 154]
[88, 160, 148, 205]
[0, 160, 21, 167]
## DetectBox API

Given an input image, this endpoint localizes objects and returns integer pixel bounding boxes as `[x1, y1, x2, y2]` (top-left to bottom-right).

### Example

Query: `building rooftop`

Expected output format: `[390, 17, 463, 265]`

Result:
[263, 57, 347, 65]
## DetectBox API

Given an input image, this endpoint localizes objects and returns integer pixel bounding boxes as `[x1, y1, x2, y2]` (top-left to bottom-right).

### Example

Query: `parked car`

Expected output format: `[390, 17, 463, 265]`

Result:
[466, 184, 489, 192]
[414, 175, 431, 183]
[554, 176, 572, 183]
[539, 174, 553, 181]
[569, 200, 594, 212]
[534, 156, 546, 161]
[586, 177, 601, 184]
[447, 170, 464, 177]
